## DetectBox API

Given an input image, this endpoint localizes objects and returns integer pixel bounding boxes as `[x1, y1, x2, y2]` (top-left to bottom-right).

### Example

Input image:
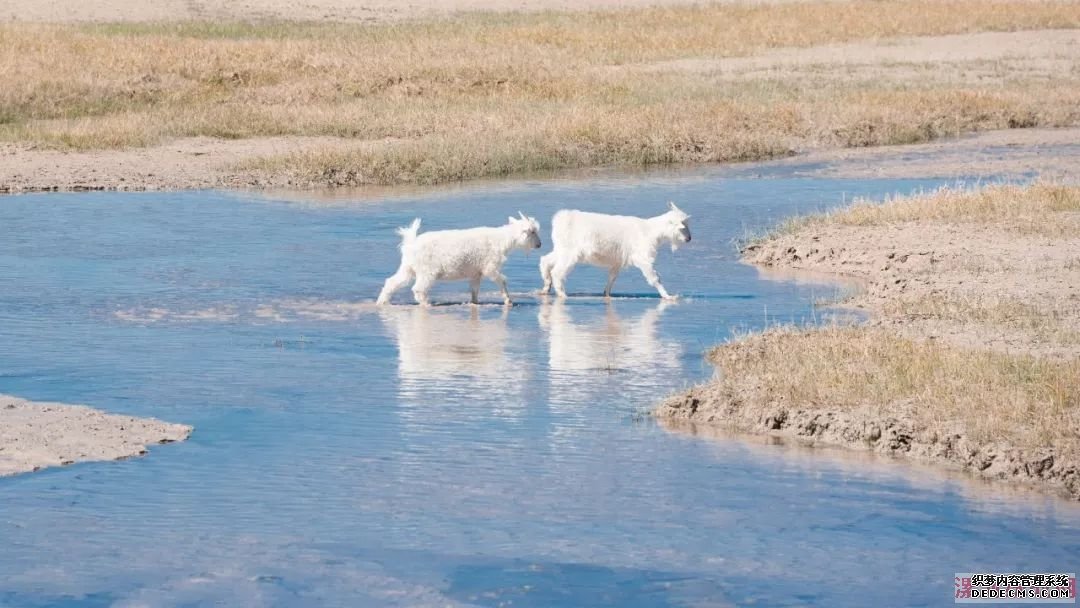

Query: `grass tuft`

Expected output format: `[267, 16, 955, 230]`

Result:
[710, 325, 1080, 450]
[759, 183, 1080, 241]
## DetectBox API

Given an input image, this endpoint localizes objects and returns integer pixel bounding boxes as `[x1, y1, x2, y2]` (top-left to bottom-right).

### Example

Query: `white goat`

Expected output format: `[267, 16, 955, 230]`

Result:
[539, 202, 691, 299]
[377, 213, 542, 306]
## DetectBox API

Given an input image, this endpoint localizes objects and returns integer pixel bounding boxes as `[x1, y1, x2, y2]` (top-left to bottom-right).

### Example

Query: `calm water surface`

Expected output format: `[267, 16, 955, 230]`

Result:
[1, 172, 1077, 607]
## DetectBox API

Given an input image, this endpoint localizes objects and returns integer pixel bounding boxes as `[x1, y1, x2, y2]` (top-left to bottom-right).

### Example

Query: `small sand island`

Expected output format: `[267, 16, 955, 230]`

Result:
[0, 394, 192, 476]
[657, 183, 1080, 500]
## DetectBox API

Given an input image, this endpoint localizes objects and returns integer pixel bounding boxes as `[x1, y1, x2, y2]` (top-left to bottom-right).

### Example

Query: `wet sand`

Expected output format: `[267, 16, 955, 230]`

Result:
[0, 394, 192, 477]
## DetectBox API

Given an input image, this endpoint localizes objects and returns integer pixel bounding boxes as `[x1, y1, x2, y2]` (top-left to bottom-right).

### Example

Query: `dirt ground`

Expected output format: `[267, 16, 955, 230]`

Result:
[0, 0, 792, 23]
[0, 136, 361, 194]
[635, 29, 1080, 81]
[0, 395, 192, 477]
[745, 220, 1080, 358]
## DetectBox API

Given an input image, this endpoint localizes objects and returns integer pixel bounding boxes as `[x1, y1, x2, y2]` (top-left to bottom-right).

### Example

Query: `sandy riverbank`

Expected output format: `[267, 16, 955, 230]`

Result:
[657, 183, 1080, 500]
[0, 394, 192, 477]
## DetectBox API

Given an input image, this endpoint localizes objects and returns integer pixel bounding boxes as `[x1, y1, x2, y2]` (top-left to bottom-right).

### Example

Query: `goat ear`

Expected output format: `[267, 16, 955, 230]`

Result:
[508, 216, 517, 224]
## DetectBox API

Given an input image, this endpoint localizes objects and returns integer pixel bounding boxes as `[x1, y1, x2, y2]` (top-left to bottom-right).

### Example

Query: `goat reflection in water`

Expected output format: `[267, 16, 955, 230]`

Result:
[539, 299, 682, 402]
[377, 305, 528, 413]
[377, 299, 681, 407]
[536, 298, 683, 450]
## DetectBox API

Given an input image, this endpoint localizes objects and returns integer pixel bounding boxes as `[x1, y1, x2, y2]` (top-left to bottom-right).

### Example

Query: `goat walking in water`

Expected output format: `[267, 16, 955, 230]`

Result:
[377, 213, 542, 306]
[539, 202, 690, 300]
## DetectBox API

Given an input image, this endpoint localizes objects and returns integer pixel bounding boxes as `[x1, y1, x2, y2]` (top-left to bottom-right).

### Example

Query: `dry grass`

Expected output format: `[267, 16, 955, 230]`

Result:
[885, 294, 1080, 346]
[674, 185, 1080, 489]
[724, 182, 1080, 456]
[709, 326, 1080, 450]
[2, 0, 1080, 184]
[770, 183, 1080, 238]
[752, 184, 1080, 345]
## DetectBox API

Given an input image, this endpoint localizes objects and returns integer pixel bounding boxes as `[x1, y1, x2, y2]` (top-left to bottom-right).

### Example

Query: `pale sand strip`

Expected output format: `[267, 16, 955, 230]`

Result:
[0, 394, 192, 477]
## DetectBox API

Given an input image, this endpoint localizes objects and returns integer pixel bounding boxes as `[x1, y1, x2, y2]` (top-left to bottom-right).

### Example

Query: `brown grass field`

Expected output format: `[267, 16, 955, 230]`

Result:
[705, 325, 1079, 452]
[2, 0, 1079, 186]
[767, 182, 1080, 237]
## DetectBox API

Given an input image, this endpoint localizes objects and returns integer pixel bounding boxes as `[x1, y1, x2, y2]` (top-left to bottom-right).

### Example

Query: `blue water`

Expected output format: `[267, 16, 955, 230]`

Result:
[1, 173, 1077, 607]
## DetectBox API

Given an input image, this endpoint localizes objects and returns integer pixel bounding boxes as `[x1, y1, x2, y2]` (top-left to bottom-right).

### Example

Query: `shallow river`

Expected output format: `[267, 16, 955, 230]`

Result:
[1, 169, 1078, 607]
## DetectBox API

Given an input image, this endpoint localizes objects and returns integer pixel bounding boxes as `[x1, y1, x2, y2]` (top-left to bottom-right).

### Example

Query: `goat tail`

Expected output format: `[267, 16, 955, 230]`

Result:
[395, 218, 422, 249]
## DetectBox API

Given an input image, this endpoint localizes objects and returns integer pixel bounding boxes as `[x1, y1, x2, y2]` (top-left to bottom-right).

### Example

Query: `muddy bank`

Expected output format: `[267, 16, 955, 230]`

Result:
[656, 184, 1080, 500]
[0, 394, 192, 477]
[0, 136, 360, 195]
[659, 376, 1080, 501]
[761, 127, 1080, 182]
[4, 127, 1080, 196]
